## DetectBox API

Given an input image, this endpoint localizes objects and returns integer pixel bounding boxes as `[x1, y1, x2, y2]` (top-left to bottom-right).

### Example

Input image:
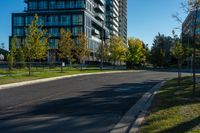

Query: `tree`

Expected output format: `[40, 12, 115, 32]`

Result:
[16, 48, 25, 68]
[189, 0, 200, 96]
[109, 36, 127, 66]
[74, 33, 88, 69]
[24, 14, 49, 75]
[96, 44, 111, 62]
[126, 38, 147, 69]
[171, 42, 185, 86]
[150, 33, 174, 67]
[174, 0, 200, 96]
[7, 36, 17, 70]
[58, 28, 74, 72]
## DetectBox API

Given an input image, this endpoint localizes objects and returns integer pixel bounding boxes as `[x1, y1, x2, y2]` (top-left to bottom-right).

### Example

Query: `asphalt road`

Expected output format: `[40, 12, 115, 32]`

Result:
[0, 71, 178, 133]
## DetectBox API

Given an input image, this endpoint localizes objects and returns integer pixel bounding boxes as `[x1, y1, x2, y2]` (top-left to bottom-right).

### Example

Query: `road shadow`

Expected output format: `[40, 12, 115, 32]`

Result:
[0, 80, 162, 133]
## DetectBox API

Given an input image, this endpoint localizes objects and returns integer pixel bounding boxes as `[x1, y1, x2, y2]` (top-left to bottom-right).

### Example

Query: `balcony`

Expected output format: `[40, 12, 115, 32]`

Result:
[92, 29, 100, 35]
[95, 0, 105, 6]
[95, 13, 104, 21]
[94, 5, 104, 13]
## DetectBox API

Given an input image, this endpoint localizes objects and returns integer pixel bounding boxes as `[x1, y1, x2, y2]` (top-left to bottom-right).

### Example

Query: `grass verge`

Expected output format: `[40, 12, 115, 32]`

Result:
[0, 68, 117, 85]
[140, 77, 200, 133]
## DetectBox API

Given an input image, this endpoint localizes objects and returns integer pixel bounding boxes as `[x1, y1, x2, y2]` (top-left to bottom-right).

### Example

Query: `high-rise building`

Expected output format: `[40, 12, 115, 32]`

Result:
[10, 0, 127, 61]
[106, 0, 119, 36]
[119, 0, 127, 44]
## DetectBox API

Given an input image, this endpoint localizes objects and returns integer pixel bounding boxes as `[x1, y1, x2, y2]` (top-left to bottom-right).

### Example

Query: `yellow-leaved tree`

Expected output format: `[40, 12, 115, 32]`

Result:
[24, 14, 49, 75]
[58, 28, 74, 72]
[109, 36, 127, 66]
[74, 33, 88, 70]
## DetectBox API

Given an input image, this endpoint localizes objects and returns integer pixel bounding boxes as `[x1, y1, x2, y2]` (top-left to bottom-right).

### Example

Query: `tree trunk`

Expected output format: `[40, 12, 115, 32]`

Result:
[178, 60, 181, 86]
[28, 62, 31, 76]
[61, 60, 63, 73]
[80, 59, 83, 71]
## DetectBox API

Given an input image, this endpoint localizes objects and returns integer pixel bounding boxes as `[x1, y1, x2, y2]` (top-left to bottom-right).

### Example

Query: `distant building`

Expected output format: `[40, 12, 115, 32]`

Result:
[182, 11, 200, 46]
[10, 0, 127, 62]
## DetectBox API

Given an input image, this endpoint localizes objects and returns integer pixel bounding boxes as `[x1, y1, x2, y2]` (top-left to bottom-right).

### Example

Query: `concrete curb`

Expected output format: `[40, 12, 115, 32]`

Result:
[110, 81, 165, 133]
[0, 70, 139, 91]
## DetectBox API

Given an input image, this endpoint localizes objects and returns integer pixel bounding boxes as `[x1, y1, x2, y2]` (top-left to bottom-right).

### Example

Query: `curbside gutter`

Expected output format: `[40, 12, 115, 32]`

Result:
[0, 70, 139, 91]
[110, 81, 165, 133]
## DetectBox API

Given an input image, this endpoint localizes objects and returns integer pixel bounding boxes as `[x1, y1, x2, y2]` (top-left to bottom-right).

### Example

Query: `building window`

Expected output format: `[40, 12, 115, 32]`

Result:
[75, 0, 85, 8]
[25, 16, 34, 26]
[69, 1, 75, 8]
[49, 28, 59, 37]
[38, 16, 45, 26]
[72, 27, 82, 36]
[60, 15, 71, 25]
[13, 28, 24, 36]
[57, 1, 65, 9]
[49, 39, 58, 49]
[29, 1, 38, 10]
[72, 15, 83, 25]
[49, 1, 56, 9]
[48, 16, 59, 25]
[13, 16, 24, 26]
[39, 1, 48, 9]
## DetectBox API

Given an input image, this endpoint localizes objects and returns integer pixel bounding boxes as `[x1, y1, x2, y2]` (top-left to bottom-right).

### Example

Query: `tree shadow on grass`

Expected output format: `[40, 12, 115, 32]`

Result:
[0, 80, 161, 133]
[142, 77, 200, 133]
[159, 116, 200, 133]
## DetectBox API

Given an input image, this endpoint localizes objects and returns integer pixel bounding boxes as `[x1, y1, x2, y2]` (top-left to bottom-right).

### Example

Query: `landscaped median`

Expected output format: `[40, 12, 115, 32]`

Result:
[0, 67, 130, 85]
[140, 77, 200, 133]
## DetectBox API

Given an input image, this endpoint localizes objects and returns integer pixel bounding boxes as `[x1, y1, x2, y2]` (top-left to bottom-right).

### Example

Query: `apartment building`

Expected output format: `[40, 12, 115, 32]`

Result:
[182, 11, 200, 45]
[10, 0, 127, 61]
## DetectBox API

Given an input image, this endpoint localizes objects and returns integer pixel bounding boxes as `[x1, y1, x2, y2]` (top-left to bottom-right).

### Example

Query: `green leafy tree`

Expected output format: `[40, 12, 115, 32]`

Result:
[74, 33, 88, 69]
[109, 36, 127, 66]
[150, 33, 174, 67]
[7, 37, 17, 70]
[58, 28, 74, 72]
[126, 38, 147, 69]
[24, 14, 49, 75]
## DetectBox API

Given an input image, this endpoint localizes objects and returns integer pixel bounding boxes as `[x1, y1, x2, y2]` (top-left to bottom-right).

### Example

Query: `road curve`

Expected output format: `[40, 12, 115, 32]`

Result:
[0, 71, 177, 133]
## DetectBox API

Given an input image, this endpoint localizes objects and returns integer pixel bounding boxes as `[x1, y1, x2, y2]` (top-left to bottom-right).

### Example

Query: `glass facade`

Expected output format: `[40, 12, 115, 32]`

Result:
[13, 16, 24, 26]
[72, 27, 82, 36]
[60, 15, 71, 25]
[11, 0, 126, 62]
[39, 1, 48, 9]
[72, 15, 83, 25]
[25, 16, 34, 26]
[13, 28, 24, 36]
[29, 1, 37, 10]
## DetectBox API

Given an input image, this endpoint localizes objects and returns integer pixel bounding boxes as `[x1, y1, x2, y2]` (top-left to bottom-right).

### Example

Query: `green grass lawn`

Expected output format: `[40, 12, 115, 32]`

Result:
[0, 67, 116, 85]
[140, 77, 200, 133]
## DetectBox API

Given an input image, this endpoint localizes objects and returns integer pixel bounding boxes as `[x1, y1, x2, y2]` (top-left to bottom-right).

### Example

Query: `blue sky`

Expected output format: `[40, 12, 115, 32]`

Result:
[0, 0, 186, 50]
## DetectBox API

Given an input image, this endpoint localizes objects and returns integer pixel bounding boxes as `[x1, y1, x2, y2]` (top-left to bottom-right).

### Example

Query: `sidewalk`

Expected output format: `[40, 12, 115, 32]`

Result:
[110, 81, 165, 133]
